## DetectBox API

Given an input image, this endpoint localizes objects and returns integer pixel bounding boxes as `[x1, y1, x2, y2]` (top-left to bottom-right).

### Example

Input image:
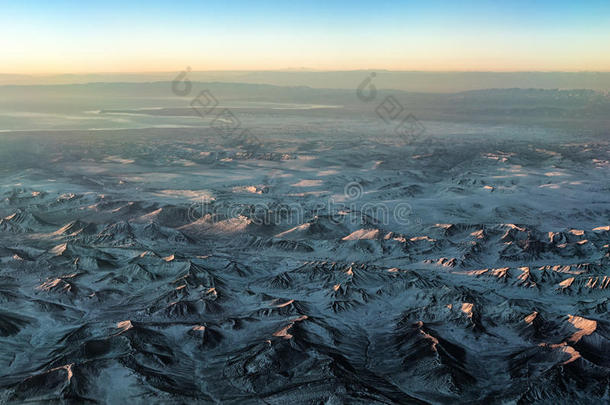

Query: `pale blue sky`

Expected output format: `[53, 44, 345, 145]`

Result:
[1, 0, 609, 72]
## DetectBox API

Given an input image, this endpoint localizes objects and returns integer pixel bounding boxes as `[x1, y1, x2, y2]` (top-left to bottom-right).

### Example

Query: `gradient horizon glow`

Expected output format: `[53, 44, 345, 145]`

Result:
[1, 0, 609, 74]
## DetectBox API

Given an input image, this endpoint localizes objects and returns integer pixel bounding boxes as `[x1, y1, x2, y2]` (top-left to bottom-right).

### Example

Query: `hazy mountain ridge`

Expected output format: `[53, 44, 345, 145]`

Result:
[3, 71, 610, 92]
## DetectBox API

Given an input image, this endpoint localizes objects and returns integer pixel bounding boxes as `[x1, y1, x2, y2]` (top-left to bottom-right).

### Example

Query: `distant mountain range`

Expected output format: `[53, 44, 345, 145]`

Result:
[2, 71, 610, 92]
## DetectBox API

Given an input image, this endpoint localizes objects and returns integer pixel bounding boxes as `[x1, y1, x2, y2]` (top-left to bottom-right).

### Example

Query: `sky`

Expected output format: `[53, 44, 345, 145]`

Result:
[1, 0, 610, 74]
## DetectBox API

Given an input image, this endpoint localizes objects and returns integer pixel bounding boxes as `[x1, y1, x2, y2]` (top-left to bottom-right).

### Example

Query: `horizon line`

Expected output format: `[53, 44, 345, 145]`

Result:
[3, 69, 610, 76]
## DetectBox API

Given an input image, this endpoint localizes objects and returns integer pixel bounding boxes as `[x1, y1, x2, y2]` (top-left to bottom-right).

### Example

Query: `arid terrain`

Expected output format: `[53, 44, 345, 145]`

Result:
[0, 83, 609, 403]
